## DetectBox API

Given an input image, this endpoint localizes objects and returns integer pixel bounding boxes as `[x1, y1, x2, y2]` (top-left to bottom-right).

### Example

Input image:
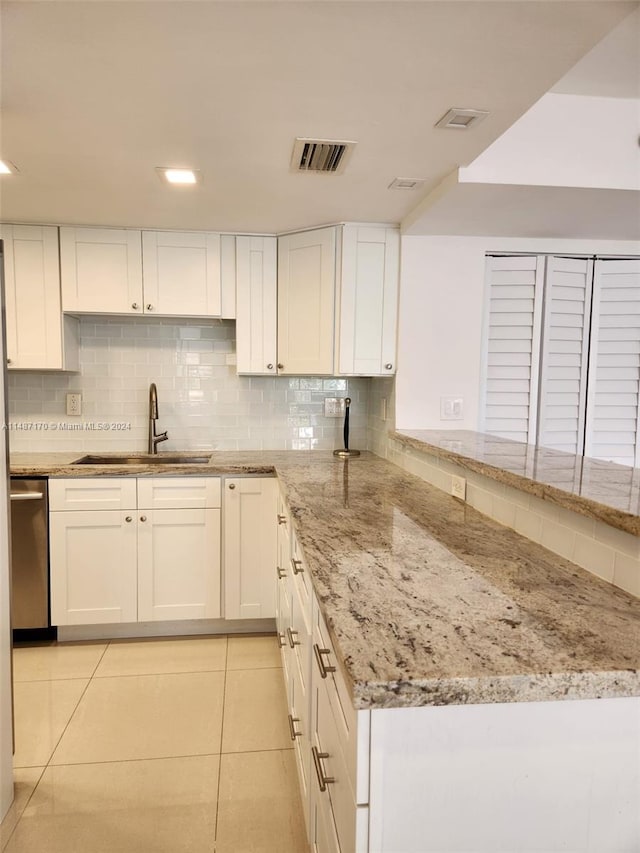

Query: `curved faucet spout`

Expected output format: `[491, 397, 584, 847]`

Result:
[148, 383, 169, 454]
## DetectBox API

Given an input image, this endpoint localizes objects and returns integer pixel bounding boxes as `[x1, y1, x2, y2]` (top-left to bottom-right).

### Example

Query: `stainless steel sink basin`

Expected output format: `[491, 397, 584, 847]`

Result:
[72, 453, 212, 466]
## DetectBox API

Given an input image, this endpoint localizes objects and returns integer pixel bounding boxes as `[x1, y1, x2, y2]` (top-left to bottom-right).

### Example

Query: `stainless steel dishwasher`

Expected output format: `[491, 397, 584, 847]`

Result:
[10, 478, 50, 629]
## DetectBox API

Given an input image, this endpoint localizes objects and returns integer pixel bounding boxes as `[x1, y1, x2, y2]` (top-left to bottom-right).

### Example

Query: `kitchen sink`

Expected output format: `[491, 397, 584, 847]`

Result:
[72, 453, 212, 465]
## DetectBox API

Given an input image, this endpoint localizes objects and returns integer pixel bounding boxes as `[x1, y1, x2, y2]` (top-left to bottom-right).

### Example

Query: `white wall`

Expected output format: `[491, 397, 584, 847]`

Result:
[396, 235, 640, 430]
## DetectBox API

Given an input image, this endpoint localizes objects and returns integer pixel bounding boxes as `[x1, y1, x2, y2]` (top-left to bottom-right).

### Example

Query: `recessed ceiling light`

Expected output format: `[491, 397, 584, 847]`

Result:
[156, 167, 201, 185]
[0, 160, 19, 175]
[435, 108, 489, 130]
[388, 178, 426, 190]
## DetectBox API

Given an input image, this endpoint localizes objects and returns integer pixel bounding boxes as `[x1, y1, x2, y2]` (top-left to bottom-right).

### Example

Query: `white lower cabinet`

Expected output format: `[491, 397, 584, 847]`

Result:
[223, 477, 278, 619]
[50, 477, 221, 626]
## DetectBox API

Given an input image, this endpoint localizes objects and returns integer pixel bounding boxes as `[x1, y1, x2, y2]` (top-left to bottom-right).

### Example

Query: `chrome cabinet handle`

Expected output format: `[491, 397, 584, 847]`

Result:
[140, 515, 147, 522]
[228, 483, 236, 490]
[288, 714, 301, 740]
[6, 358, 11, 365]
[277, 363, 284, 370]
[286, 627, 300, 648]
[312, 747, 334, 792]
[291, 558, 304, 575]
[146, 304, 153, 311]
[277, 632, 286, 648]
[277, 566, 287, 579]
[385, 363, 393, 370]
[10, 492, 44, 501]
[277, 514, 287, 525]
[313, 644, 336, 679]
[131, 302, 139, 310]
[267, 363, 274, 370]
[125, 516, 133, 523]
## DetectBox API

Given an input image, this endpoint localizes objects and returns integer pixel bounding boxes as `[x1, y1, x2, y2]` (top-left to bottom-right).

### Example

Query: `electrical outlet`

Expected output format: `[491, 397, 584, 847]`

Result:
[324, 397, 346, 418]
[66, 393, 82, 416]
[380, 397, 388, 421]
[451, 475, 466, 501]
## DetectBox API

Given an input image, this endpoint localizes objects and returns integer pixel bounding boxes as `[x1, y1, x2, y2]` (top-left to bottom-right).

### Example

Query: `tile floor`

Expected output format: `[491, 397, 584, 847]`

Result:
[1, 634, 308, 852]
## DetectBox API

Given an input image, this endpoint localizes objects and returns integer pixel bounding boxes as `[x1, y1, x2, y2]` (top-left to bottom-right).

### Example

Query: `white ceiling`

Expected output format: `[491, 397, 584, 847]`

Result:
[0, 1, 636, 234]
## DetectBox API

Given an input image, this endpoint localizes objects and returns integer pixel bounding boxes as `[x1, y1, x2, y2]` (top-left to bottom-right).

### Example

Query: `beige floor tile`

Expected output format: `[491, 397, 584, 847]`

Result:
[94, 636, 227, 678]
[51, 671, 224, 765]
[13, 643, 106, 682]
[222, 668, 291, 753]
[13, 680, 88, 769]
[3, 755, 219, 853]
[0, 767, 44, 851]
[227, 635, 281, 670]
[215, 750, 307, 853]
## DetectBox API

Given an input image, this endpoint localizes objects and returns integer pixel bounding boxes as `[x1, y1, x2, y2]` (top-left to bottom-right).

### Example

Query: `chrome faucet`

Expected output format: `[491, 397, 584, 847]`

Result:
[148, 383, 168, 454]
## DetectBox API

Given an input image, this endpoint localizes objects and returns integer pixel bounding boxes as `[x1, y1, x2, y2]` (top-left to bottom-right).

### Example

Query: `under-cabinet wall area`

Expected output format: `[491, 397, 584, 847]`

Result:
[7, 317, 371, 453]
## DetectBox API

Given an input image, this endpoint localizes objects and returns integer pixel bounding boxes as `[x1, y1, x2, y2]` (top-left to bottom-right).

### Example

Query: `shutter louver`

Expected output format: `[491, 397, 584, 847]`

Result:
[537, 256, 593, 455]
[481, 256, 544, 443]
[585, 259, 640, 466]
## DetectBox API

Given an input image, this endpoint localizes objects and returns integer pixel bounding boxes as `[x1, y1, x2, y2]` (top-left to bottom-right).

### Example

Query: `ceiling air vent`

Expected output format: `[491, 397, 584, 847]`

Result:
[291, 138, 356, 174]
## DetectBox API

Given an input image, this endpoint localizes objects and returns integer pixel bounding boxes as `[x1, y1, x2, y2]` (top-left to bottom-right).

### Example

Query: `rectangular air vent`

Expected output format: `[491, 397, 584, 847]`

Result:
[291, 138, 356, 174]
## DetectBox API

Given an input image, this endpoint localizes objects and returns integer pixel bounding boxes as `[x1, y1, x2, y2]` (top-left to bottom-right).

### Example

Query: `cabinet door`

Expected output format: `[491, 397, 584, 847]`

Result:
[236, 236, 278, 374]
[60, 227, 143, 314]
[338, 225, 400, 376]
[50, 510, 137, 625]
[0, 224, 78, 370]
[278, 228, 336, 375]
[137, 508, 221, 621]
[224, 477, 278, 619]
[142, 231, 221, 317]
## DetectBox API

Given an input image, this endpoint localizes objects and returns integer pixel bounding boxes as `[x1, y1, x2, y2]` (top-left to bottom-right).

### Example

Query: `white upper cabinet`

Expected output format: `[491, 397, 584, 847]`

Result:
[60, 226, 225, 318]
[60, 227, 143, 314]
[336, 225, 400, 376]
[1, 224, 79, 371]
[235, 236, 277, 374]
[142, 230, 221, 317]
[278, 227, 337, 375]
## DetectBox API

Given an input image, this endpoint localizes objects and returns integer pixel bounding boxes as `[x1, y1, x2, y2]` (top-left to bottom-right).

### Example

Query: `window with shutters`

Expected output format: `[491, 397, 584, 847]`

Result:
[480, 255, 640, 465]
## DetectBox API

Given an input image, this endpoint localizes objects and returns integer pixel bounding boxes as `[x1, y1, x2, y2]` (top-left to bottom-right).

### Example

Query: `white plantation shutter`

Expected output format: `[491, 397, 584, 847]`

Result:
[585, 259, 640, 466]
[537, 256, 593, 455]
[481, 255, 544, 443]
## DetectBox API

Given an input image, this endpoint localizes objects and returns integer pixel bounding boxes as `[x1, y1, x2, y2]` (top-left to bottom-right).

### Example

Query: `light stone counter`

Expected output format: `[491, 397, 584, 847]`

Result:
[391, 429, 640, 535]
[11, 450, 640, 709]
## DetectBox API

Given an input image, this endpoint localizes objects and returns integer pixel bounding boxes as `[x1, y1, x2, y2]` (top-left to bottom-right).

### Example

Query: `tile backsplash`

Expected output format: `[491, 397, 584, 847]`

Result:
[7, 317, 371, 453]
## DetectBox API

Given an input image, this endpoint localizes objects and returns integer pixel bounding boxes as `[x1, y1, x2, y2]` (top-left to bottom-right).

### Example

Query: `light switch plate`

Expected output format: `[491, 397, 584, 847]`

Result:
[66, 393, 82, 416]
[440, 396, 464, 420]
[324, 397, 346, 418]
[451, 475, 466, 501]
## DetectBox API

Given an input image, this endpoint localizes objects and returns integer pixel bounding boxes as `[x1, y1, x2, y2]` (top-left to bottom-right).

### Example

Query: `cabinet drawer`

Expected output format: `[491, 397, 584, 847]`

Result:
[313, 676, 369, 853]
[49, 478, 137, 511]
[312, 595, 370, 805]
[137, 477, 221, 509]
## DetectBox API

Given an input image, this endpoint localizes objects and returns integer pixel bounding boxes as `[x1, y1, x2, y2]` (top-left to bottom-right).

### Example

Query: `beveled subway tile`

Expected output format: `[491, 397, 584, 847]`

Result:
[13, 643, 106, 682]
[226, 636, 281, 671]
[94, 637, 227, 678]
[222, 669, 291, 753]
[51, 672, 224, 765]
[3, 756, 219, 853]
[13, 680, 88, 768]
[215, 750, 306, 853]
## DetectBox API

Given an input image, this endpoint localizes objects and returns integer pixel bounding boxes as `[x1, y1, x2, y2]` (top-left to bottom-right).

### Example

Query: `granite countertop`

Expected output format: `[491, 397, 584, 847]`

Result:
[11, 450, 640, 710]
[391, 429, 640, 535]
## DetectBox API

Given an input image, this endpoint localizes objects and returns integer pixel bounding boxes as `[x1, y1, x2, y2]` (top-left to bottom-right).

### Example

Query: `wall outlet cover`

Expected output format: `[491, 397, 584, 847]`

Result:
[451, 475, 466, 501]
[441, 396, 464, 420]
[324, 397, 346, 418]
[66, 393, 82, 416]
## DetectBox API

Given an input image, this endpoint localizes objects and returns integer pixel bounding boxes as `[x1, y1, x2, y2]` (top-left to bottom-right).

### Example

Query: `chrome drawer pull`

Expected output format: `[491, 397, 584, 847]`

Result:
[312, 746, 334, 792]
[288, 714, 302, 741]
[290, 557, 304, 575]
[286, 627, 300, 649]
[277, 566, 287, 579]
[313, 644, 336, 679]
[277, 514, 287, 525]
[277, 632, 286, 649]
